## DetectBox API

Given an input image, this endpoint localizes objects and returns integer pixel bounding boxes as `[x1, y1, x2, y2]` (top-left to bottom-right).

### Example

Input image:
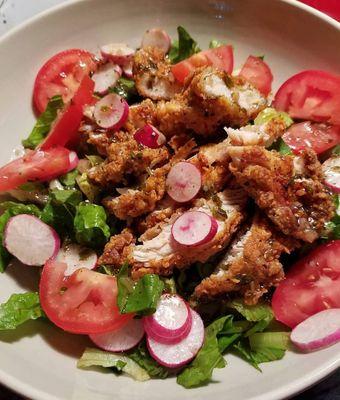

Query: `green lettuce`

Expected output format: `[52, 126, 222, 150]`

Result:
[0, 202, 41, 272]
[323, 195, 340, 240]
[59, 169, 80, 188]
[22, 95, 64, 149]
[77, 347, 150, 381]
[74, 202, 110, 247]
[0, 292, 44, 330]
[168, 26, 200, 63]
[117, 263, 164, 315]
[76, 173, 101, 203]
[254, 107, 293, 128]
[209, 39, 225, 48]
[111, 77, 140, 104]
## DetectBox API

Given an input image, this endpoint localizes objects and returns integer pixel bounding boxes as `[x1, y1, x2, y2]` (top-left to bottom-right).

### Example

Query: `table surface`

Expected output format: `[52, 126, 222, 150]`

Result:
[0, 0, 339, 399]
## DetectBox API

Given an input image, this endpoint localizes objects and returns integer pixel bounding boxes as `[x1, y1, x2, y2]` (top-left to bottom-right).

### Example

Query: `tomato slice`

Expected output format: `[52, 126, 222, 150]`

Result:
[39, 75, 94, 150]
[274, 70, 340, 125]
[283, 122, 340, 154]
[299, 0, 340, 21]
[239, 56, 273, 96]
[171, 45, 234, 84]
[40, 260, 133, 334]
[33, 49, 97, 114]
[0, 147, 73, 192]
[272, 240, 340, 328]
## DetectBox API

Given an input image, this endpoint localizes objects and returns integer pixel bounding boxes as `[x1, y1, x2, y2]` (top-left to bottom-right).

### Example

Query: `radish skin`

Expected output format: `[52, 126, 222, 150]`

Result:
[92, 63, 122, 95]
[322, 156, 340, 193]
[134, 124, 166, 148]
[100, 43, 134, 65]
[93, 93, 129, 130]
[56, 243, 97, 276]
[291, 308, 340, 352]
[142, 28, 171, 54]
[4, 214, 60, 266]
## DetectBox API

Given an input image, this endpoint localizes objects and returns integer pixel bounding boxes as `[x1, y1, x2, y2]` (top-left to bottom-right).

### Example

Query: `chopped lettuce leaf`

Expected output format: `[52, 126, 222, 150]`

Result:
[323, 195, 340, 240]
[86, 155, 104, 167]
[59, 169, 80, 188]
[270, 138, 292, 155]
[209, 39, 225, 48]
[0, 202, 41, 272]
[74, 202, 110, 247]
[249, 331, 290, 351]
[117, 263, 164, 315]
[0, 292, 44, 330]
[76, 173, 101, 203]
[177, 316, 229, 388]
[227, 299, 274, 322]
[50, 189, 82, 207]
[254, 107, 293, 128]
[22, 95, 64, 149]
[160, 277, 177, 294]
[111, 77, 140, 104]
[77, 347, 150, 381]
[128, 341, 168, 378]
[332, 144, 340, 155]
[168, 26, 200, 63]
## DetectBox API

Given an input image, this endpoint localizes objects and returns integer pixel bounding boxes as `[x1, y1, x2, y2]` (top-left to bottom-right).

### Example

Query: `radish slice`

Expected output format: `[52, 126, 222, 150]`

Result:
[291, 308, 340, 352]
[68, 151, 79, 171]
[100, 43, 135, 65]
[122, 61, 133, 79]
[166, 162, 202, 203]
[4, 214, 60, 266]
[93, 93, 129, 130]
[56, 243, 97, 276]
[172, 211, 218, 247]
[142, 28, 171, 54]
[134, 124, 166, 148]
[322, 156, 340, 193]
[92, 63, 122, 95]
[143, 294, 192, 344]
[90, 318, 144, 352]
[147, 309, 204, 368]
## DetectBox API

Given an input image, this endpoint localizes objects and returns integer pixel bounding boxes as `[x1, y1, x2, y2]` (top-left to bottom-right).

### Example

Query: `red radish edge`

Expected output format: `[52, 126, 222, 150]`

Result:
[134, 124, 166, 148]
[93, 93, 129, 130]
[122, 61, 133, 79]
[68, 151, 79, 171]
[322, 156, 340, 193]
[100, 43, 135, 66]
[146, 309, 204, 368]
[172, 211, 218, 247]
[143, 294, 192, 344]
[166, 162, 202, 203]
[90, 318, 145, 352]
[92, 63, 122, 95]
[4, 214, 60, 266]
[141, 28, 171, 54]
[291, 308, 340, 352]
[56, 243, 97, 276]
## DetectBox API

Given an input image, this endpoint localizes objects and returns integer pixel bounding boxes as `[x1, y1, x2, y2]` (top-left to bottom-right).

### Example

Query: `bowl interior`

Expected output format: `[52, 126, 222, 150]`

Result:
[0, 1, 339, 399]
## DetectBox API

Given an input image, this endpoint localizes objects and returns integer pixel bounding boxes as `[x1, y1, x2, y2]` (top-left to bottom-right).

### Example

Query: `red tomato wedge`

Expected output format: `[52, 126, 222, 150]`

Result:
[0, 147, 74, 192]
[274, 70, 340, 125]
[40, 260, 133, 334]
[171, 45, 234, 84]
[33, 49, 97, 114]
[239, 56, 273, 96]
[283, 122, 340, 154]
[272, 240, 340, 328]
[39, 75, 95, 150]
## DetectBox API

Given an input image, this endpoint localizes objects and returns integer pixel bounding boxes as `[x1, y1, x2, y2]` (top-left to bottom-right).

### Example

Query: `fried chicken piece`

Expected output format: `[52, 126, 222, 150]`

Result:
[130, 187, 247, 278]
[155, 67, 267, 137]
[88, 131, 169, 187]
[128, 100, 157, 130]
[133, 47, 181, 101]
[98, 228, 135, 266]
[228, 146, 335, 242]
[194, 213, 298, 305]
[103, 139, 197, 219]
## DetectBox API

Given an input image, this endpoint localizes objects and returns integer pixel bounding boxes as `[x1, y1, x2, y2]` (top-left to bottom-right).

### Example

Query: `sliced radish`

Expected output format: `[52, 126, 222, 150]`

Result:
[172, 211, 218, 247]
[90, 318, 145, 352]
[56, 243, 97, 276]
[144, 294, 192, 344]
[322, 156, 340, 193]
[291, 308, 340, 352]
[68, 151, 79, 171]
[166, 162, 202, 203]
[134, 124, 166, 148]
[92, 63, 122, 95]
[122, 61, 133, 79]
[4, 214, 60, 266]
[147, 309, 204, 368]
[93, 93, 129, 130]
[100, 43, 135, 65]
[141, 28, 171, 54]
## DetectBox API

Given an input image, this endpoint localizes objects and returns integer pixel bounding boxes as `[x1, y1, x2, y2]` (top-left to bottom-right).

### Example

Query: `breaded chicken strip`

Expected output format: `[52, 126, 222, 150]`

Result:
[88, 131, 169, 187]
[194, 213, 298, 305]
[228, 146, 335, 242]
[133, 47, 181, 101]
[98, 228, 135, 266]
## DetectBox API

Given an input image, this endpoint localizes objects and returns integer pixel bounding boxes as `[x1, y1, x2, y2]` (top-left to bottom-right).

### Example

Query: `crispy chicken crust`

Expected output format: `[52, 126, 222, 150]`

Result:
[194, 213, 297, 305]
[228, 146, 335, 242]
[98, 228, 135, 266]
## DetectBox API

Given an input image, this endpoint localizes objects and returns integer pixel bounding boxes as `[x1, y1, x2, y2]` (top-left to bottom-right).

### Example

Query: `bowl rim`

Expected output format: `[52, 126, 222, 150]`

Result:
[0, 0, 339, 399]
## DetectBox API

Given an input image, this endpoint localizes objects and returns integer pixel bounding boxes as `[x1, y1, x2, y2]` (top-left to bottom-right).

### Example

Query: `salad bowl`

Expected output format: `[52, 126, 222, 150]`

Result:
[0, 0, 339, 399]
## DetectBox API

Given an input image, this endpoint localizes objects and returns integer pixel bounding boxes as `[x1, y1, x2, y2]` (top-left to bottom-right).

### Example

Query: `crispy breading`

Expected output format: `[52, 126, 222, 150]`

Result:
[133, 47, 181, 101]
[130, 187, 247, 278]
[128, 100, 157, 130]
[194, 213, 298, 305]
[228, 146, 335, 242]
[88, 131, 169, 187]
[98, 228, 135, 266]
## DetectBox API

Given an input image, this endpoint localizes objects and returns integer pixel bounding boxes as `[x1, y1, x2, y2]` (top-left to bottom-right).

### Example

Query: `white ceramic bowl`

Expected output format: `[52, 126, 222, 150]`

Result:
[0, 0, 339, 399]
